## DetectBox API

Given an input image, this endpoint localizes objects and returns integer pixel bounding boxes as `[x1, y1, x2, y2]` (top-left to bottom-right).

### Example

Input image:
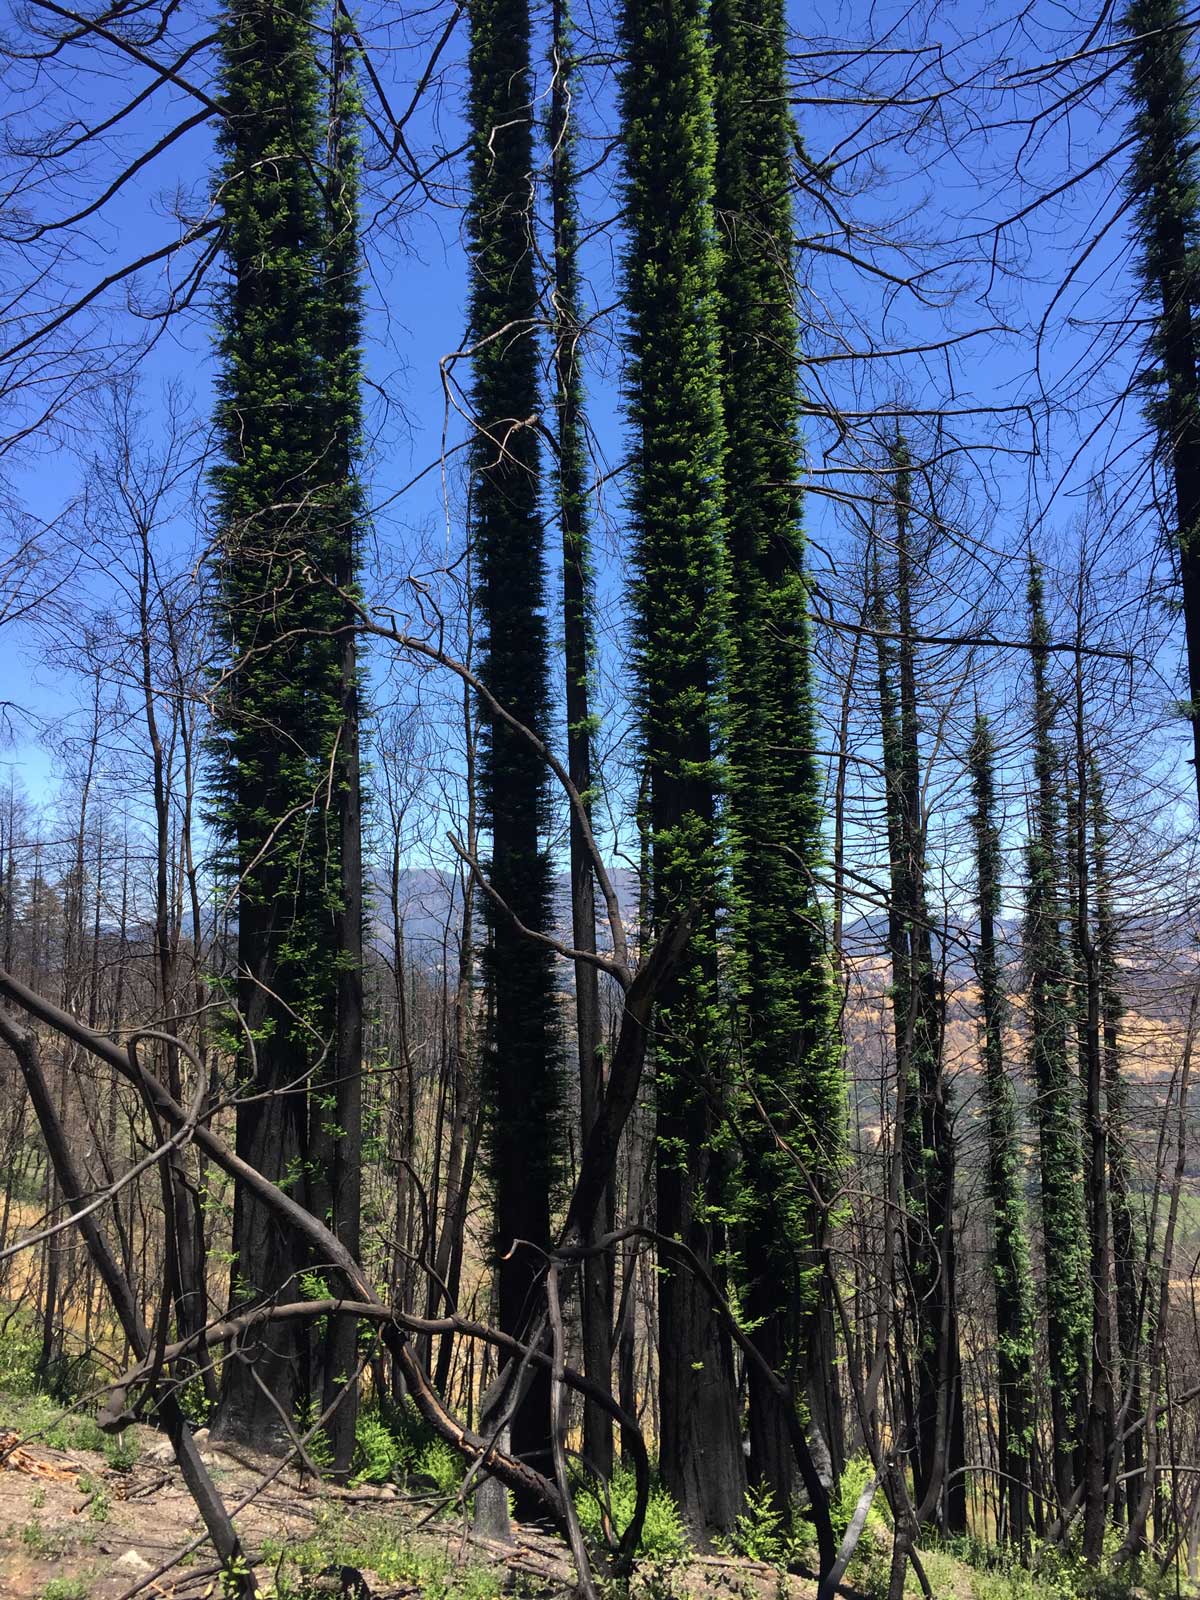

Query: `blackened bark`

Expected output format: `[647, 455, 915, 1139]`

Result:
[549, 0, 612, 1481]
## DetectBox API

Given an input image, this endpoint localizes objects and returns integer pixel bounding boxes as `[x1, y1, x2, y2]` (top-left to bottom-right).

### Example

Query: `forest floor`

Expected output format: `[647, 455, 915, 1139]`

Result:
[0, 1391, 1180, 1600]
[0, 1399, 825, 1600]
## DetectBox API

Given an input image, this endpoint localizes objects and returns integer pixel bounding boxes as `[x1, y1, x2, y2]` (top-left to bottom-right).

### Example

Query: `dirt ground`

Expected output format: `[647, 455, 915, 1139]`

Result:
[0, 1415, 580, 1600]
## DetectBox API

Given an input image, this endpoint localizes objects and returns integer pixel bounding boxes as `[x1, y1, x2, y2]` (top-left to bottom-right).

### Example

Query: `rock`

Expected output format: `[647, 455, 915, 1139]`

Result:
[115, 1549, 154, 1575]
[313, 1566, 371, 1599]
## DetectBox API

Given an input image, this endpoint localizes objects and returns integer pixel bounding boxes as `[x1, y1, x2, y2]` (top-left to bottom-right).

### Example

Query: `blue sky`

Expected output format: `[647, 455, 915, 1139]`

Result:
[0, 0, 1190, 901]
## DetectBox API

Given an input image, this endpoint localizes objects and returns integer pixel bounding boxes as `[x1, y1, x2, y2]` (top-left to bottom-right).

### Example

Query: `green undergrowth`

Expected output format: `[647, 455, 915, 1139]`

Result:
[717, 1480, 802, 1567]
[348, 1398, 466, 1501]
[1, 1383, 141, 1467]
[0, 1305, 142, 1466]
[259, 1506, 532, 1600]
[39, 1577, 92, 1600]
[850, 1528, 1191, 1600]
[573, 1465, 689, 1562]
[1, 1310, 1188, 1600]
[0, 1312, 97, 1409]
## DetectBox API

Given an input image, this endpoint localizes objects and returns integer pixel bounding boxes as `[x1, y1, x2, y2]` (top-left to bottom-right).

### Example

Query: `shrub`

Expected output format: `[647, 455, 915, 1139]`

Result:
[44, 1411, 100, 1454]
[102, 1429, 139, 1471]
[574, 1466, 688, 1561]
[832, 1453, 887, 1540]
[41, 1579, 89, 1600]
[0, 1313, 40, 1394]
[719, 1479, 792, 1566]
[417, 1437, 464, 1500]
[351, 1406, 408, 1486]
[295, 1397, 333, 1472]
[178, 1372, 213, 1427]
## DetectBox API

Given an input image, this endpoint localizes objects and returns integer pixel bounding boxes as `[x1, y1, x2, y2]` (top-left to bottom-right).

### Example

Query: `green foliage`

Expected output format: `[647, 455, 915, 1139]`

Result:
[102, 1429, 139, 1471]
[573, 1466, 689, 1561]
[1123, 0, 1200, 561]
[351, 1405, 407, 1485]
[299, 1270, 332, 1343]
[0, 1375, 144, 1478]
[262, 1507, 503, 1600]
[207, 0, 370, 1441]
[18, 1520, 73, 1561]
[466, 0, 562, 1472]
[178, 1372, 213, 1428]
[930, 1530, 1164, 1600]
[718, 1479, 794, 1567]
[5, 1391, 108, 1457]
[209, 0, 341, 961]
[1, 1389, 105, 1455]
[838, 1527, 1167, 1600]
[969, 714, 1037, 1533]
[619, 0, 739, 1498]
[842, 1533, 890, 1600]
[65, 1415, 106, 1452]
[221, 1553, 254, 1599]
[0, 1313, 40, 1393]
[547, 0, 599, 767]
[40, 1579, 90, 1600]
[1023, 560, 1091, 1491]
[830, 1454, 887, 1541]
[77, 1473, 111, 1523]
[709, 0, 845, 1463]
[346, 1398, 463, 1498]
[39, 1348, 100, 1407]
[415, 1437, 464, 1500]
[296, 1397, 334, 1472]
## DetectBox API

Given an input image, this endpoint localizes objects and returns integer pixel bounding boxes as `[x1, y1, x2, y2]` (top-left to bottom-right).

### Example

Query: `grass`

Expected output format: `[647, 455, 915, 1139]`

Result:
[840, 1528, 1193, 1600]
[18, 1519, 73, 1560]
[259, 1506, 511, 1600]
[0, 1378, 143, 1469]
[76, 1473, 110, 1524]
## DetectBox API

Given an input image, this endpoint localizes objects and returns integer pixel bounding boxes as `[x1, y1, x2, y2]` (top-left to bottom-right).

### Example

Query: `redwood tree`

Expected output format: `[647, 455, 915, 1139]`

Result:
[1123, 0, 1200, 813]
[618, 0, 744, 1535]
[711, 0, 843, 1520]
[208, 0, 333, 1449]
[466, 0, 562, 1487]
[1024, 558, 1090, 1508]
[969, 714, 1036, 1551]
[547, 0, 612, 1481]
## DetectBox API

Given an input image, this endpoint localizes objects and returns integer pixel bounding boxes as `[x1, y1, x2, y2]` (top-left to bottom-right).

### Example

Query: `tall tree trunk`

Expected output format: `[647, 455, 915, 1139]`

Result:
[1123, 0, 1200, 814]
[874, 451, 964, 1531]
[209, 0, 331, 1447]
[548, 0, 612, 1482]
[1068, 639, 1115, 1565]
[1091, 756, 1142, 1524]
[1024, 558, 1091, 1510]
[134, 511, 213, 1408]
[618, 0, 745, 1536]
[710, 0, 844, 1523]
[466, 0, 562, 1504]
[969, 715, 1037, 1554]
[315, 10, 365, 1476]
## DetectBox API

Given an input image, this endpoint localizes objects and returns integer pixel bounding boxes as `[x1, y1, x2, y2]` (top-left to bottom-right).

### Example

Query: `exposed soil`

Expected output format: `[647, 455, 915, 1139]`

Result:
[0, 1413, 578, 1600]
[0, 1402, 905, 1600]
